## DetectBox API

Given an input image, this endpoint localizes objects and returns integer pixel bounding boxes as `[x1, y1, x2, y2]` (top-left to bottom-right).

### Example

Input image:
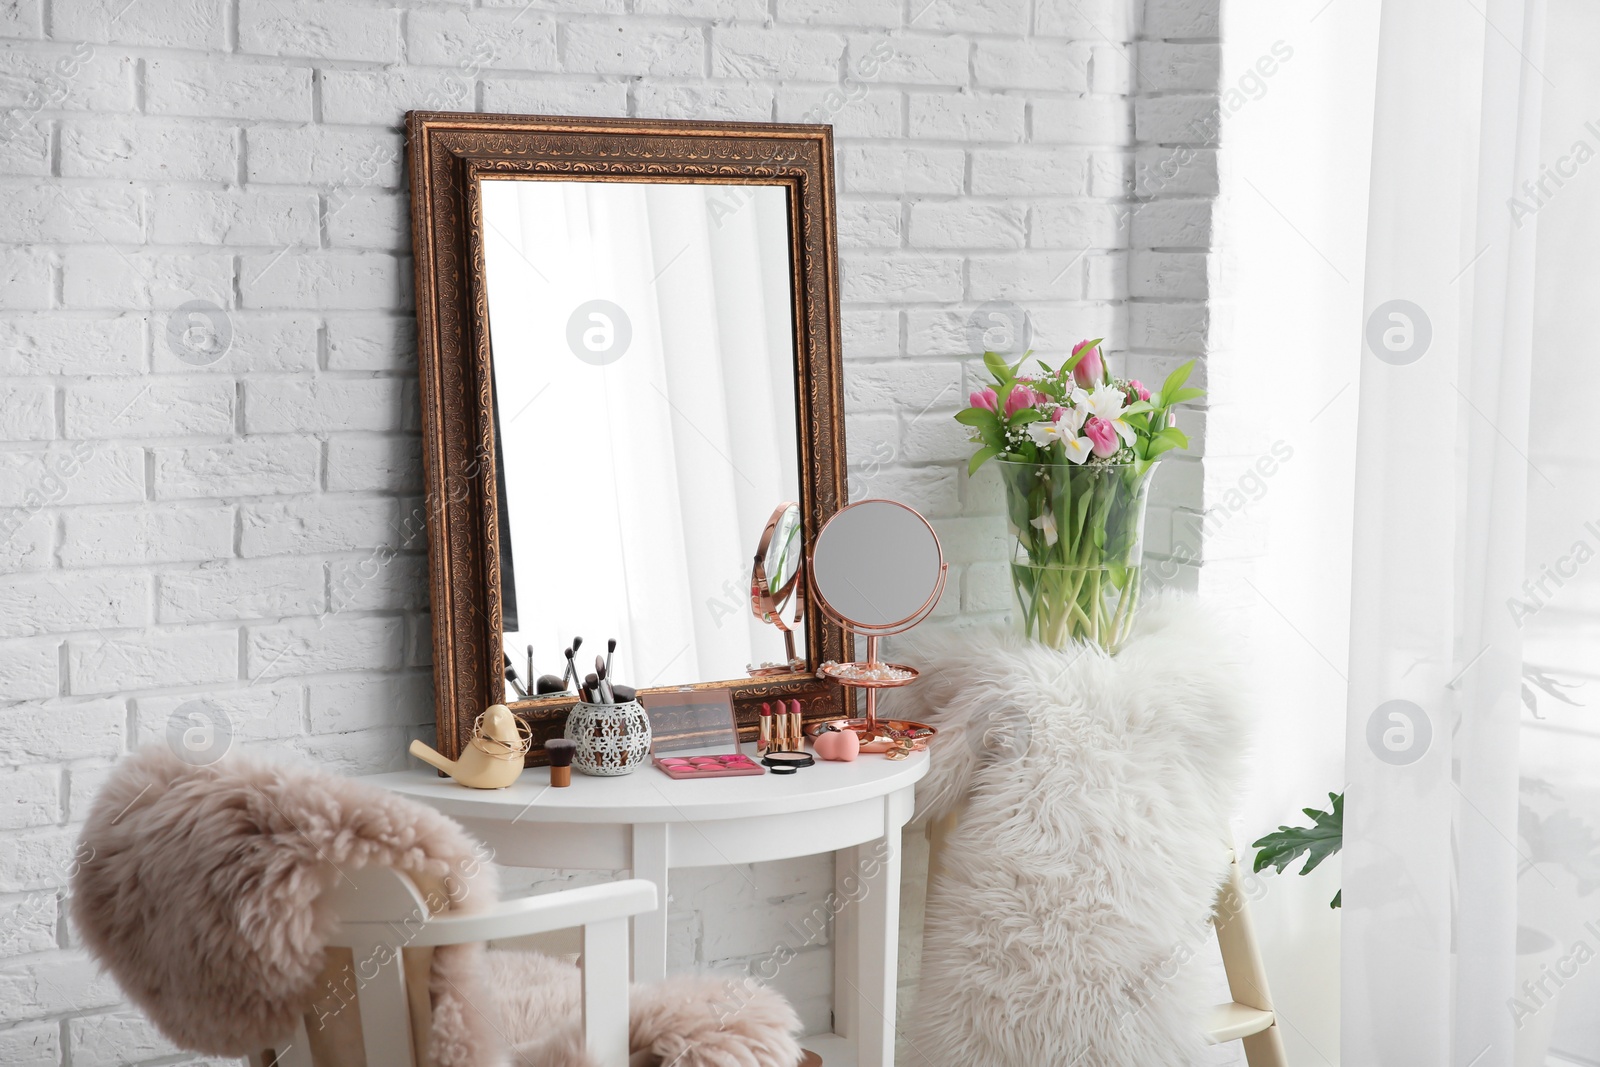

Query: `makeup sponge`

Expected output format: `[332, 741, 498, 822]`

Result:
[814, 729, 860, 762]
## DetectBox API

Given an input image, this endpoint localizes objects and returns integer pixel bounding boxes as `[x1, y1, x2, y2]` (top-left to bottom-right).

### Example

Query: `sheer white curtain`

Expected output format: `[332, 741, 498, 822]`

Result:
[1343, 0, 1547, 1063]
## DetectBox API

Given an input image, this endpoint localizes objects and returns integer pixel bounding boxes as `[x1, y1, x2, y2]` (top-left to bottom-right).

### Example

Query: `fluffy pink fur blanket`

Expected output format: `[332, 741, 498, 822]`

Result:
[73, 747, 802, 1067]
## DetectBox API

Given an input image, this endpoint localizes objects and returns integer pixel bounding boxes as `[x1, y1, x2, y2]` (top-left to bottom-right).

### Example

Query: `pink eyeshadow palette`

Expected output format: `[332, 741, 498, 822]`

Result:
[652, 753, 764, 779]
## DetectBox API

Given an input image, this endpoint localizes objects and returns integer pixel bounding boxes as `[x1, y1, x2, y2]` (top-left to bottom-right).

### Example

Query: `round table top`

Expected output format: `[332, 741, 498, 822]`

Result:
[364, 744, 930, 825]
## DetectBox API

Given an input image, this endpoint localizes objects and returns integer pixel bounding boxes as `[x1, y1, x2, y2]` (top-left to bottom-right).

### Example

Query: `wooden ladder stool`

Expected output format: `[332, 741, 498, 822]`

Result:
[1206, 851, 1289, 1066]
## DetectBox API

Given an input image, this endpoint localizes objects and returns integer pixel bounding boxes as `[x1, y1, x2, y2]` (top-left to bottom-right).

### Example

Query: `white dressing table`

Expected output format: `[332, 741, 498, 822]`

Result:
[366, 745, 929, 1067]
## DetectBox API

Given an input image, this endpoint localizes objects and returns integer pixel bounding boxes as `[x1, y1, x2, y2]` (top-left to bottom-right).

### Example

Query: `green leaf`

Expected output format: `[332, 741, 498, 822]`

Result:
[1165, 386, 1205, 406]
[983, 351, 1015, 386]
[955, 408, 997, 428]
[1120, 400, 1154, 418]
[1330, 889, 1341, 909]
[1251, 793, 1343, 879]
[1010, 408, 1043, 425]
[967, 446, 999, 476]
[1158, 360, 1195, 405]
[1144, 426, 1189, 460]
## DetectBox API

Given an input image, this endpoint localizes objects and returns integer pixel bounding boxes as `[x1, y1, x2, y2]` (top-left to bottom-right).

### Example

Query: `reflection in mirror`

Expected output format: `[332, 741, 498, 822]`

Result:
[811, 500, 944, 630]
[749, 501, 805, 675]
[763, 503, 803, 598]
[480, 178, 804, 691]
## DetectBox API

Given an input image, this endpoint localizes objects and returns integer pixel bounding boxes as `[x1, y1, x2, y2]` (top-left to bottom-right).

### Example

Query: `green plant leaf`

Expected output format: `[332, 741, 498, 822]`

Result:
[955, 408, 996, 428]
[983, 351, 1015, 386]
[1330, 889, 1341, 909]
[1010, 408, 1043, 425]
[1166, 386, 1206, 406]
[1145, 426, 1190, 460]
[1252, 792, 1343, 879]
[1158, 360, 1195, 405]
[968, 446, 999, 476]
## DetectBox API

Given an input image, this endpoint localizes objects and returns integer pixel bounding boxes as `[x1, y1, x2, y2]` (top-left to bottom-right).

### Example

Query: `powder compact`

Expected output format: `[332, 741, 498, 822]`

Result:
[760, 751, 815, 775]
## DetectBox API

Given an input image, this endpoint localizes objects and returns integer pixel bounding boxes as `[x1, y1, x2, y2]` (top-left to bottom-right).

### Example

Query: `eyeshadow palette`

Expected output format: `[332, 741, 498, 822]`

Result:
[652, 752, 764, 779]
[641, 689, 765, 779]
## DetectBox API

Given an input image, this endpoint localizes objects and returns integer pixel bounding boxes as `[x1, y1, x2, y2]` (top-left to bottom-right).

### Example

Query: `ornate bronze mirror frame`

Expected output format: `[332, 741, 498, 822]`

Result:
[406, 111, 849, 763]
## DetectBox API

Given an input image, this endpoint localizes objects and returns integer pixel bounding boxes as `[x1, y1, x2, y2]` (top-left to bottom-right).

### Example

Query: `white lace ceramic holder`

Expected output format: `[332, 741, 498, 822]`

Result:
[563, 699, 652, 777]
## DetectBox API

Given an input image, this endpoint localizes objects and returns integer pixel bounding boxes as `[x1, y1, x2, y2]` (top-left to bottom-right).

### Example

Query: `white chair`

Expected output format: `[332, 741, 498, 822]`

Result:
[249, 867, 657, 1067]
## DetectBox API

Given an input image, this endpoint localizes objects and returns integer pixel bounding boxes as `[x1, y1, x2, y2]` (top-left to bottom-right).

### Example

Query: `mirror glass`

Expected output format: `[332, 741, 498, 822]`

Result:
[763, 502, 803, 601]
[481, 177, 804, 691]
[811, 500, 944, 630]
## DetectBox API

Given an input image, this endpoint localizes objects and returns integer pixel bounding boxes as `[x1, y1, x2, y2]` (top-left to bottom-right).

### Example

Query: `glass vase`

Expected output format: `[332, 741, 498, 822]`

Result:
[998, 461, 1157, 654]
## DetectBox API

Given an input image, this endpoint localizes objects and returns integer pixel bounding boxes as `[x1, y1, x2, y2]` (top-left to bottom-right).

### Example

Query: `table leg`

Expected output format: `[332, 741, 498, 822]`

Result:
[834, 805, 905, 1067]
[630, 822, 669, 982]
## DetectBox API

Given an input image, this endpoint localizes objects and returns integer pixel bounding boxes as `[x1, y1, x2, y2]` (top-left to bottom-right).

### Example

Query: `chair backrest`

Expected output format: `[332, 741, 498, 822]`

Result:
[250, 865, 654, 1067]
[250, 864, 441, 1067]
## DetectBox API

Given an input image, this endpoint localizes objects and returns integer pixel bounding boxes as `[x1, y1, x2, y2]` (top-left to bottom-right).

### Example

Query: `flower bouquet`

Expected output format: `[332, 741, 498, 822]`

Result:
[958, 340, 1203, 652]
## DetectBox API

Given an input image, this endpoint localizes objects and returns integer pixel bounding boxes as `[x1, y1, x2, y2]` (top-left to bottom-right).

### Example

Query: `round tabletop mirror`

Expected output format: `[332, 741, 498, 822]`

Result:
[810, 499, 944, 633]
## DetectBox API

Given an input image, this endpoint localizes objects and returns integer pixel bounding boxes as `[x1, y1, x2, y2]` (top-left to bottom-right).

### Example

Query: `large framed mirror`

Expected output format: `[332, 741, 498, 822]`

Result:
[407, 112, 849, 763]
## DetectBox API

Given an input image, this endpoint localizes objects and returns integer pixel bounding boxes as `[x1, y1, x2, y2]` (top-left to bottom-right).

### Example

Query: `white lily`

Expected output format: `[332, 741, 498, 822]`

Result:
[1026, 392, 1095, 464]
[1082, 386, 1139, 449]
[1030, 511, 1059, 546]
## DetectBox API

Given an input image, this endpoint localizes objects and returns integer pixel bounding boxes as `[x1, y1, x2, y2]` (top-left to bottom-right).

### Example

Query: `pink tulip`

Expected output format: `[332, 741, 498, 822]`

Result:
[1003, 384, 1038, 418]
[1127, 379, 1150, 402]
[969, 388, 998, 412]
[1083, 416, 1119, 458]
[1072, 340, 1104, 389]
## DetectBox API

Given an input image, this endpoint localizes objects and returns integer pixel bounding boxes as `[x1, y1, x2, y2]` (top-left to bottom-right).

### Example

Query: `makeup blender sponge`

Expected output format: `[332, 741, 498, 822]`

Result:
[814, 730, 860, 762]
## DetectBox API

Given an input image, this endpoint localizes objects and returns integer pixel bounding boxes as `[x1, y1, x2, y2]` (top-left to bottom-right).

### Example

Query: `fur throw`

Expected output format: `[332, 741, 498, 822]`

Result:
[72, 745, 503, 1064]
[488, 950, 803, 1067]
[73, 747, 803, 1067]
[883, 599, 1250, 1067]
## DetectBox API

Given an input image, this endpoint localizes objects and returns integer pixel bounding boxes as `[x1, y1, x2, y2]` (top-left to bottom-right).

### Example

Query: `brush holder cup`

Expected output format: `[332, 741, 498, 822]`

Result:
[563, 700, 652, 777]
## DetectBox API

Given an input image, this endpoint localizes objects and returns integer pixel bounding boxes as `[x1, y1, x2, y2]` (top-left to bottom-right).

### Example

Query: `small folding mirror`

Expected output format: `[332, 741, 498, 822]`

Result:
[748, 502, 806, 676]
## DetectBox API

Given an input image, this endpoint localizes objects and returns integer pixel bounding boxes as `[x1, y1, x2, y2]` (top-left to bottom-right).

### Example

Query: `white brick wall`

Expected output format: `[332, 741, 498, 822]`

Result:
[0, 0, 1224, 1061]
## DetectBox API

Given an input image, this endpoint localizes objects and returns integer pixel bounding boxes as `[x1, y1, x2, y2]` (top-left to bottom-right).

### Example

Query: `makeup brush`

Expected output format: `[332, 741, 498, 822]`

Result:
[606, 638, 616, 679]
[535, 674, 567, 695]
[611, 684, 636, 702]
[544, 738, 576, 788]
[503, 653, 528, 700]
[594, 654, 613, 703]
[584, 672, 600, 703]
[563, 646, 577, 692]
[526, 644, 534, 694]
